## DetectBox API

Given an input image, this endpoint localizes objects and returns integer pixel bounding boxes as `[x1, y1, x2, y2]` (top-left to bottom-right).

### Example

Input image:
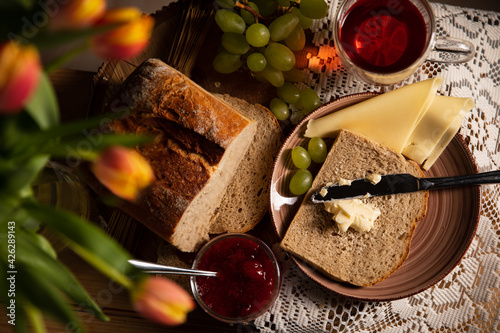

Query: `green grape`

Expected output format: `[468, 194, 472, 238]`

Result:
[307, 137, 327, 163]
[265, 43, 295, 71]
[291, 7, 313, 29]
[246, 23, 270, 47]
[247, 52, 267, 72]
[215, 9, 246, 34]
[252, 0, 278, 17]
[216, 0, 236, 9]
[268, 13, 300, 41]
[270, 98, 290, 121]
[221, 32, 250, 55]
[291, 146, 311, 169]
[299, 0, 328, 19]
[283, 68, 306, 82]
[285, 24, 306, 51]
[241, 2, 259, 25]
[261, 64, 284, 87]
[289, 169, 313, 195]
[277, 82, 300, 104]
[213, 52, 242, 73]
[300, 87, 321, 114]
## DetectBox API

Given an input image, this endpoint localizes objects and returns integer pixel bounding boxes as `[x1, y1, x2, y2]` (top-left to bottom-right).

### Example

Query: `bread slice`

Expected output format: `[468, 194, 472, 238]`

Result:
[209, 94, 283, 234]
[281, 130, 428, 286]
[107, 59, 257, 252]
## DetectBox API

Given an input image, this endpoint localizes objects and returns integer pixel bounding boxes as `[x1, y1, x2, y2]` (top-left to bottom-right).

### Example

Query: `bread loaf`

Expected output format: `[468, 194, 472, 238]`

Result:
[109, 59, 257, 252]
[209, 94, 283, 234]
[281, 130, 428, 286]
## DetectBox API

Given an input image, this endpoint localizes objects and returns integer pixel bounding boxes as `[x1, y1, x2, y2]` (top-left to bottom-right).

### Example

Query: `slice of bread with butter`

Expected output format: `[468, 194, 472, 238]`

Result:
[281, 130, 428, 287]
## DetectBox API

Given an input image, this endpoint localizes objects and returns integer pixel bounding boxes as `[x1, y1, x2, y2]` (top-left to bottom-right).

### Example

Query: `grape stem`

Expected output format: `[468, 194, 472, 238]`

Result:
[284, 1, 300, 14]
[235, 2, 263, 22]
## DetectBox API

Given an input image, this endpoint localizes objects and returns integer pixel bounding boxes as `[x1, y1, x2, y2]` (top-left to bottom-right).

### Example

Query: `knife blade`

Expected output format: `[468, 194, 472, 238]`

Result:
[311, 170, 500, 203]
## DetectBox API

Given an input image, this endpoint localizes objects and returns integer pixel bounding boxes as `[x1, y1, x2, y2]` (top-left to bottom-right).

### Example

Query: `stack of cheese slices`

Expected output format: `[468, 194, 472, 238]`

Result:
[101, 59, 282, 252]
[305, 77, 475, 170]
[281, 77, 475, 286]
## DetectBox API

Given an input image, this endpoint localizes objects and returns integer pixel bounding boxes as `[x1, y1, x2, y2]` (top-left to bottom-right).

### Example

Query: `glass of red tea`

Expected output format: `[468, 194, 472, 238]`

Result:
[190, 233, 281, 324]
[334, 0, 474, 85]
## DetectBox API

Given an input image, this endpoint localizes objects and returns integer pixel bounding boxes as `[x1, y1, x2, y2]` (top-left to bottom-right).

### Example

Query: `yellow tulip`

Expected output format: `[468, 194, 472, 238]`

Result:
[132, 277, 196, 326]
[91, 146, 155, 201]
[0, 41, 41, 113]
[91, 7, 154, 60]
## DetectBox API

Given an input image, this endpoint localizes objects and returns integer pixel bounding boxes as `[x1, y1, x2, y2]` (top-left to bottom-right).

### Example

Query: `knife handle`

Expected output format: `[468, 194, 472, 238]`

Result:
[420, 170, 500, 190]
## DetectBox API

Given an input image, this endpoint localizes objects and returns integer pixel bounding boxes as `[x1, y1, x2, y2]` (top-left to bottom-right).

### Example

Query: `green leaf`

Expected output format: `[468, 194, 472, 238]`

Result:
[22, 201, 143, 289]
[9, 111, 130, 158]
[42, 133, 154, 160]
[0, 111, 39, 153]
[25, 71, 59, 130]
[13, 305, 29, 333]
[0, 154, 48, 199]
[23, 303, 47, 333]
[32, 22, 122, 50]
[17, 229, 109, 322]
[16, 266, 83, 333]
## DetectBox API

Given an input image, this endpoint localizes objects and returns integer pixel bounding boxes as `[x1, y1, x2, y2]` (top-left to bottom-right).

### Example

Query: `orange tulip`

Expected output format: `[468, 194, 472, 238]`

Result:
[132, 277, 195, 326]
[0, 41, 41, 114]
[49, 0, 106, 30]
[91, 7, 154, 60]
[91, 146, 155, 201]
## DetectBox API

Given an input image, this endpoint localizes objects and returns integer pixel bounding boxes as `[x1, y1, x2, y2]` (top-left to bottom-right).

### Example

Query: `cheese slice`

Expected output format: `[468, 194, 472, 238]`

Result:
[402, 95, 475, 164]
[422, 107, 470, 170]
[304, 77, 444, 153]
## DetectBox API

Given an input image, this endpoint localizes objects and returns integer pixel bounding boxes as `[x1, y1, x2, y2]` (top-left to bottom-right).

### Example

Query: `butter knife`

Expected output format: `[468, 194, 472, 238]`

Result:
[311, 170, 500, 203]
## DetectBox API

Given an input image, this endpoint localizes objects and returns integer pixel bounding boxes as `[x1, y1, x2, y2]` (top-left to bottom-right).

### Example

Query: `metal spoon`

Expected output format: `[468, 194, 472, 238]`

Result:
[128, 259, 218, 277]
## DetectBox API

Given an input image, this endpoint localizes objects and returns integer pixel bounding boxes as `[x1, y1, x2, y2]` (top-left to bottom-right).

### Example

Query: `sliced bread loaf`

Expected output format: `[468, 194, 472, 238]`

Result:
[107, 59, 257, 252]
[281, 130, 428, 286]
[209, 94, 283, 234]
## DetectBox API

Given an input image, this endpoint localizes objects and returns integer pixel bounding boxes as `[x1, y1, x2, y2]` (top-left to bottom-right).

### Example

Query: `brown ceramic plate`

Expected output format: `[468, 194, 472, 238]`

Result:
[270, 93, 481, 301]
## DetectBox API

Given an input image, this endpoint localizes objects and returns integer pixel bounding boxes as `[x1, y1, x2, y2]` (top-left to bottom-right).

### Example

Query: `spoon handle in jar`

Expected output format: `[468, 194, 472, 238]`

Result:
[128, 259, 218, 277]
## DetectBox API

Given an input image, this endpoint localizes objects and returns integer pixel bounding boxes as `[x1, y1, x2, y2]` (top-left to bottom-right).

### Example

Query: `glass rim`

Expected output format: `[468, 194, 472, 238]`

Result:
[190, 233, 282, 324]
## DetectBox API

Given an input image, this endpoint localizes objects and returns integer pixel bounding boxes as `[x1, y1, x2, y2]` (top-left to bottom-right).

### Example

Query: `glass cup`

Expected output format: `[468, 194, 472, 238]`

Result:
[190, 233, 281, 324]
[334, 0, 474, 85]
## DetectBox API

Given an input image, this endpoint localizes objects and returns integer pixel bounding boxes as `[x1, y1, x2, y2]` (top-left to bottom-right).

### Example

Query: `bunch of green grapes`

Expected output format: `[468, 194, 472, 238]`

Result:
[213, 0, 327, 121]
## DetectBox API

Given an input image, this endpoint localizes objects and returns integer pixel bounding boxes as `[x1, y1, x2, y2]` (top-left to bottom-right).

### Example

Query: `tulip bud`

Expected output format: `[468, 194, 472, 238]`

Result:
[132, 277, 195, 326]
[0, 41, 41, 114]
[91, 7, 154, 60]
[92, 146, 155, 201]
[49, 0, 106, 30]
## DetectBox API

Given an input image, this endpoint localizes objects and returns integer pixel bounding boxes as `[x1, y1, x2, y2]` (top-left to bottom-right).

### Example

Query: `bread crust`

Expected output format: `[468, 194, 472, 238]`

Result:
[115, 59, 251, 149]
[96, 59, 256, 252]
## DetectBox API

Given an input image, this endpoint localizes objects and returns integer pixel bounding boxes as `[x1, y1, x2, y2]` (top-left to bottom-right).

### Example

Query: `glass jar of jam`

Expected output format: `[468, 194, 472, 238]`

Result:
[190, 233, 281, 324]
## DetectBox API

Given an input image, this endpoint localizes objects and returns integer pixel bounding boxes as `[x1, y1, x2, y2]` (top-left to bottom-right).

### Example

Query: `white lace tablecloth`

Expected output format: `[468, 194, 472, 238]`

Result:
[254, 2, 500, 332]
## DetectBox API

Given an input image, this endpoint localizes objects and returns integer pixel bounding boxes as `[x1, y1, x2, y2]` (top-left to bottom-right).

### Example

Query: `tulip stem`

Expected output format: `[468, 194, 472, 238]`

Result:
[44, 42, 90, 74]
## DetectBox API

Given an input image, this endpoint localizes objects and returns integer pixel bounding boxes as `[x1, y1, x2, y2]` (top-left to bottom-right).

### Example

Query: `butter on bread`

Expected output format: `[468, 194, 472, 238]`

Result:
[281, 130, 428, 286]
[107, 59, 257, 252]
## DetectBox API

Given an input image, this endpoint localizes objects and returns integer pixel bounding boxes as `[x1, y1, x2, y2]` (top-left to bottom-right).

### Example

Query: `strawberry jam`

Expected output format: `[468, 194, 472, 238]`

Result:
[192, 234, 280, 321]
